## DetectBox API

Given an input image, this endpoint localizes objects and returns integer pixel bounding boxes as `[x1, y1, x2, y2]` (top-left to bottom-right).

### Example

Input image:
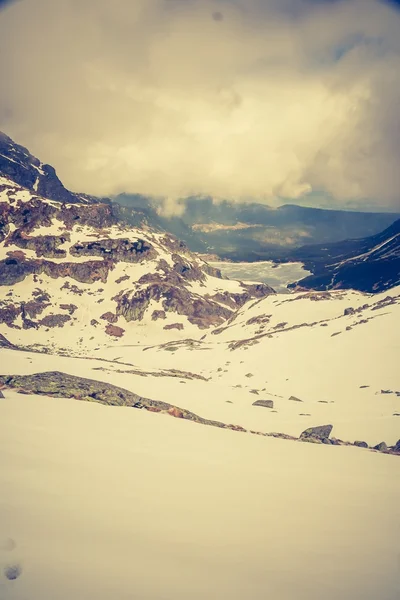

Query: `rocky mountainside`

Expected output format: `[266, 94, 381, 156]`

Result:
[289, 218, 400, 292]
[0, 137, 274, 354]
[0, 131, 103, 205]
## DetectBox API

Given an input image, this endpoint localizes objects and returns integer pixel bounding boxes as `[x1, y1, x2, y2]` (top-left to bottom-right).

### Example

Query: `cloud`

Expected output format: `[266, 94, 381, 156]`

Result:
[0, 0, 399, 210]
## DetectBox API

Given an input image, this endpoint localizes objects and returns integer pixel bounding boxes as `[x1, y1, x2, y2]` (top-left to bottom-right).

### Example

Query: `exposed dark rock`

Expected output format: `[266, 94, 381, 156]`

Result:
[373, 442, 388, 452]
[100, 311, 118, 324]
[105, 324, 125, 337]
[115, 274, 130, 284]
[152, 310, 166, 321]
[59, 303, 78, 315]
[0, 333, 16, 348]
[241, 282, 276, 298]
[246, 314, 272, 326]
[22, 318, 39, 329]
[289, 395, 303, 402]
[0, 256, 113, 286]
[0, 257, 36, 285]
[253, 399, 274, 409]
[202, 263, 223, 279]
[160, 235, 188, 254]
[32, 288, 51, 302]
[171, 254, 206, 282]
[115, 283, 233, 329]
[354, 440, 368, 448]
[0, 130, 89, 204]
[6, 229, 69, 258]
[0, 390, 4, 398]
[393, 439, 400, 452]
[4, 564, 22, 581]
[90, 319, 99, 326]
[0, 371, 227, 430]
[6, 250, 27, 261]
[163, 323, 184, 331]
[22, 300, 49, 319]
[300, 424, 333, 441]
[70, 238, 157, 262]
[0, 304, 20, 325]
[39, 314, 71, 328]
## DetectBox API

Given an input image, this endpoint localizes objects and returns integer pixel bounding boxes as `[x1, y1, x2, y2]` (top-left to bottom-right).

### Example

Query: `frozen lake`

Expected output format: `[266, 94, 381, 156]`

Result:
[209, 260, 311, 293]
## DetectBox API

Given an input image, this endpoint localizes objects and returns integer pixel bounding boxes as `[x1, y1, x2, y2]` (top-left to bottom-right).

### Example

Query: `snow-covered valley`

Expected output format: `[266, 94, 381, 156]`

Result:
[0, 132, 399, 600]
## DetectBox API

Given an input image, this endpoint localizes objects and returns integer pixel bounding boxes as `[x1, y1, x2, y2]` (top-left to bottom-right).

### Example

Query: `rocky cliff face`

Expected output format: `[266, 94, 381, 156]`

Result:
[0, 131, 99, 205]
[0, 133, 275, 353]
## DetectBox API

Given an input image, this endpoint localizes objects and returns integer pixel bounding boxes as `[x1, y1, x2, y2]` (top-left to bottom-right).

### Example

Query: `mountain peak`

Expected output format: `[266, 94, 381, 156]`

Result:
[0, 131, 90, 204]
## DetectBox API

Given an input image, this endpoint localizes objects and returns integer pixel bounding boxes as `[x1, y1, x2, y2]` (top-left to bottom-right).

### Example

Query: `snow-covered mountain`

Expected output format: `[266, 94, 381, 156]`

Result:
[0, 173, 275, 353]
[290, 217, 400, 292]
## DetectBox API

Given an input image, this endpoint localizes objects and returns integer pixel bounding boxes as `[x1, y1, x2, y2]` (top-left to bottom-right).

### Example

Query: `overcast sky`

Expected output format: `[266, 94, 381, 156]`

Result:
[0, 0, 399, 211]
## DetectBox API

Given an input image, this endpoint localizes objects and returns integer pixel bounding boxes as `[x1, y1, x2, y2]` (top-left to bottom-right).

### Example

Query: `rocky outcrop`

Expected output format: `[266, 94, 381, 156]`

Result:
[115, 283, 234, 329]
[22, 300, 49, 319]
[0, 372, 225, 429]
[70, 238, 157, 263]
[300, 424, 333, 441]
[5, 229, 69, 258]
[207, 283, 275, 311]
[202, 263, 223, 279]
[253, 399, 274, 408]
[105, 324, 125, 337]
[152, 310, 166, 321]
[39, 314, 71, 328]
[3, 198, 58, 233]
[171, 254, 206, 283]
[354, 440, 368, 448]
[241, 282, 276, 298]
[0, 256, 113, 286]
[373, 441, 388, 451]
[59, 304, 78, 315]
[163, 323, 184, 331]
[100, 311, 118, 323]
[0, 304, 21, 325]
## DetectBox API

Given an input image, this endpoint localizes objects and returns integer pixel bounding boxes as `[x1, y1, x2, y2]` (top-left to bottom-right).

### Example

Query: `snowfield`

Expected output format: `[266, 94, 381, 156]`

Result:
[0, 393, 399, 600]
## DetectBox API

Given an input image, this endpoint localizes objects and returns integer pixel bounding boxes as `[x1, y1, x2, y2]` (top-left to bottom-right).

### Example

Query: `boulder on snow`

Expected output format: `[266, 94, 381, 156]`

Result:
[300, 424, 333, 441]
[392, 439, 400, 453]
[373, 441, 387, 452]
[354, 440, 368, 448]
[105, 324, 125, 337]
[289, 395, 303, 402]
[0, 389, 4, 398]
[252, 399, 274, 409]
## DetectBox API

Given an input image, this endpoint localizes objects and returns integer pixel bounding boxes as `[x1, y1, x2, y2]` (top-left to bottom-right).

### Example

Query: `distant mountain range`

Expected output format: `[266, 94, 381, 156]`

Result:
[288, 217, 400, 293]
[115, 193, 399, 261]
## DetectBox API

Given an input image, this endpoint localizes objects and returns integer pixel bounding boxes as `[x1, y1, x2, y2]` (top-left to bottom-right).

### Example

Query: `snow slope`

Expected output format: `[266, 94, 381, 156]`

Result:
[0, 393, 399, 600]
